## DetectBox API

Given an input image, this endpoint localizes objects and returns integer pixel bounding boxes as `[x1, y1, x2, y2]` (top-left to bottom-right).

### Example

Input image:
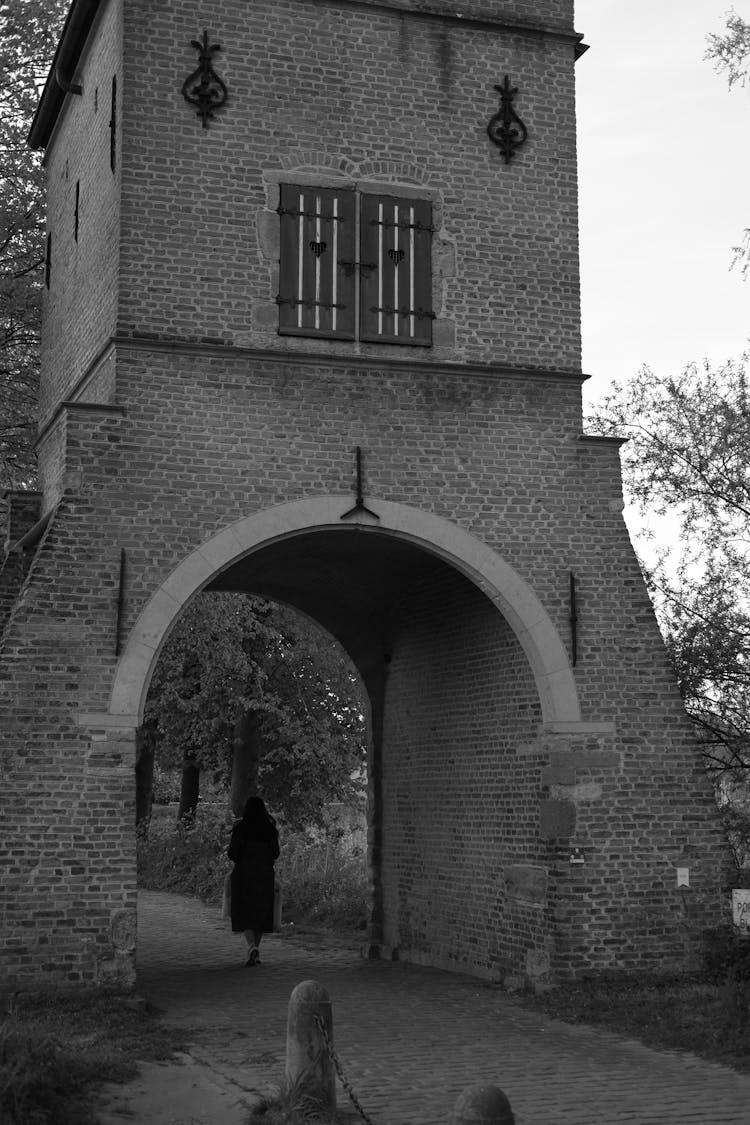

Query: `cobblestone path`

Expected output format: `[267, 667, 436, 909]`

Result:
[135, 891, 750, 1125]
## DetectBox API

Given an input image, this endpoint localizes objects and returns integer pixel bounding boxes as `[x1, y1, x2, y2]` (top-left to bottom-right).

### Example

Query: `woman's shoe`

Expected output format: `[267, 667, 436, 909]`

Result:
[247, 946, 260, 966]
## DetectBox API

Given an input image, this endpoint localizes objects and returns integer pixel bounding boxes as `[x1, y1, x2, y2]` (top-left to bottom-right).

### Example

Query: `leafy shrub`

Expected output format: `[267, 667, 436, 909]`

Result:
[151, 763, 181, 805]
[719, 977, 750, 1049]
[703, 923, 750, 982]
[137, 798, 232, 904]
[278, 831, 368, 930]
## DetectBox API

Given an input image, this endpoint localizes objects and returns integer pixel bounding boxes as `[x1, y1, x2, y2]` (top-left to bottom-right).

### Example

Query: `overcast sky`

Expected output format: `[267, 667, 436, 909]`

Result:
[574, 1, 750, 412]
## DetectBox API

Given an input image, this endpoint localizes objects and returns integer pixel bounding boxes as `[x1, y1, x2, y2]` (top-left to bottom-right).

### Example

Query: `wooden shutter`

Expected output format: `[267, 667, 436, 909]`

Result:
[359, 194, 433, 346]
[277, 184, 355, 339]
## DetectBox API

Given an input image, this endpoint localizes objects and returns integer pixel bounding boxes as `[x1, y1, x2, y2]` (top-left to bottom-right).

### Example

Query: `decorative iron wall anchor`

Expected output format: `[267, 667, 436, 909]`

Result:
[115, 548, 126, 657]
[341, 447, 380, 521]
[181, 30, 227, 128]
[569, 571, 578, 666]
[487, 75, 528, 163]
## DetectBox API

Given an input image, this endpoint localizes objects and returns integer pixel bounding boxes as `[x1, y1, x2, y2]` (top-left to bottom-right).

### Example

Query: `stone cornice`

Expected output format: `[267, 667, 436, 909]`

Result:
[110, 332, 589, 385]
[311, 0, 585, 49]
[35, 334, 588, 446]
[35, 400, 125, 452]
[577, 434, 629, 447]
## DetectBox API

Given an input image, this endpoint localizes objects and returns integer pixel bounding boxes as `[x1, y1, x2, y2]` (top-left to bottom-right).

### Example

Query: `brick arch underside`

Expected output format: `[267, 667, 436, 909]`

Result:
[110, 496, 579, 727]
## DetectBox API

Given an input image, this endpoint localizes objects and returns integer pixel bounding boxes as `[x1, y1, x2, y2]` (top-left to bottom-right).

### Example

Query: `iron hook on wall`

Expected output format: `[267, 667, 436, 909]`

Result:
[115, 548, 126, 657]
[569, 571, 578, 667]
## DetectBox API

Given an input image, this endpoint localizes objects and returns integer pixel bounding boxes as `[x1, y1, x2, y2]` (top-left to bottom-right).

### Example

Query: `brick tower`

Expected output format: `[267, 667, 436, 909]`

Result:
[0, 0, 730, 990]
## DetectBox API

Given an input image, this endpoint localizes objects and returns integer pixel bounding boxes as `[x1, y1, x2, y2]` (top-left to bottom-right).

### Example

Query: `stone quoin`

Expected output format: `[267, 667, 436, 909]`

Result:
[0, 0, 732, 990]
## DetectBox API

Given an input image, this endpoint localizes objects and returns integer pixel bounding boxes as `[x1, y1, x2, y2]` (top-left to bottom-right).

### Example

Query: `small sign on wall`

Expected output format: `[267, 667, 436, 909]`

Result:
[732, 889, 750, 932]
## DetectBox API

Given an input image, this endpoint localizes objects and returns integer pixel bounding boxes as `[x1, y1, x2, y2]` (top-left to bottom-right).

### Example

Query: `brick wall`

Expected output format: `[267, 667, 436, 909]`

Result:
[113, 0, 581, 369]
[0, 504, 135, 988]
[379, 560, 728, 984]
[381, 567, 546, 979]
[38, 0, 122, 426]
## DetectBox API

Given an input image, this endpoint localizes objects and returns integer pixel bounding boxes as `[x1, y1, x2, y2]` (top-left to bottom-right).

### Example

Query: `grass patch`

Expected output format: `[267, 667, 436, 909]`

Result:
[0, 989, 186, 1125]
[249, 1094, 338, 1124]
[514, 974, 750, 1070]
[248, 1083, 359, 1124]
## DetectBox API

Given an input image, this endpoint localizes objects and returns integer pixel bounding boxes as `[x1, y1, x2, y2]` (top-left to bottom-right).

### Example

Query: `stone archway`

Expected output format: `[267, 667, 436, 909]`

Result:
[94, 495, 589, 982]
[107, 495, 580, 728]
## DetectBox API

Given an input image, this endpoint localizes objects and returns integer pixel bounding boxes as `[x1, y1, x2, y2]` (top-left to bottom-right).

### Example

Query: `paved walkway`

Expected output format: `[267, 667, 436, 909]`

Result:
[101, 891, 750, 1125]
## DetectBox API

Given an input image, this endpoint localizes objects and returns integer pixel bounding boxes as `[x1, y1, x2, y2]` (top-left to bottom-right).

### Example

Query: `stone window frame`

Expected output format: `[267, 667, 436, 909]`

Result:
[258, 169, 456, 356]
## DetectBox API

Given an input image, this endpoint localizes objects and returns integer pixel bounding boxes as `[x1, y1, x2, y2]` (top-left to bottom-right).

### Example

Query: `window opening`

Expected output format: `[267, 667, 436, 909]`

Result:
[278, 185, 434, 346]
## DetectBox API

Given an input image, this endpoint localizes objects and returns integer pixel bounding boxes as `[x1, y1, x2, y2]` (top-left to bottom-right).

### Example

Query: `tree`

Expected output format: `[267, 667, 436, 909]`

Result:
[706, 8, 750, 89]
[705, 9, 750, 276]
[251, 607, 368, 829]
[584, 13, 750, 865]
[142, 593, 270, 817]
[141, 592, 367, 828]
[587, 357, 750, 794]
[0, 0, 67, 491]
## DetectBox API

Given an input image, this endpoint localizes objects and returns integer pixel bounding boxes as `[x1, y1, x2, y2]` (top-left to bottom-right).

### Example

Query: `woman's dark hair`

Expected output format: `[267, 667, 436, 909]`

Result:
[241, 796, 277, 841]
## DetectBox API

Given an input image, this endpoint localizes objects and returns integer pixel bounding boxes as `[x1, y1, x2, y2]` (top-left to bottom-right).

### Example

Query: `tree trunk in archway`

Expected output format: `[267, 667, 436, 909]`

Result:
[178, 754, 200, 820]
[230, 711, 262, 816]
[361, 660, 386, 947]
[135, 727, 155, 825]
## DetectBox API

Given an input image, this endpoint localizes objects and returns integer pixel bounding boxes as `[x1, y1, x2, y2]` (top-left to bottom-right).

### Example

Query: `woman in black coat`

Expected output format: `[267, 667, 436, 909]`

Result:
[228, 796, 280, 966]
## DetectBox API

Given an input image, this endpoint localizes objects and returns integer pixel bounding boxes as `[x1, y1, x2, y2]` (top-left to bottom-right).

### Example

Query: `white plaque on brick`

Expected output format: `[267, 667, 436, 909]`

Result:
[732, 889, 750, 931]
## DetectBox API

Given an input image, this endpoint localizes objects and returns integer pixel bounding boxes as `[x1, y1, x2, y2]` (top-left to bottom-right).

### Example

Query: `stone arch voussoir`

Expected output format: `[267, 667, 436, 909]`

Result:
[108, 496, 581, 727]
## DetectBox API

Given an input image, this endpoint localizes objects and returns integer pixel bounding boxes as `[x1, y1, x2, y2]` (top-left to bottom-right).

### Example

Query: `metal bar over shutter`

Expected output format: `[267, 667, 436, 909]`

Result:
[277, 184, 355, 339]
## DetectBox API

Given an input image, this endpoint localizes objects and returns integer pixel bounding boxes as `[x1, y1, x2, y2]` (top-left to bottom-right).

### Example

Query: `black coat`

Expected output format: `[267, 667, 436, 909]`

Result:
[228, 822, 280, 933]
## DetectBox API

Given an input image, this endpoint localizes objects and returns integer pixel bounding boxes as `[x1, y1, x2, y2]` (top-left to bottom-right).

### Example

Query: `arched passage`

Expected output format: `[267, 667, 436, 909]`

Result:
[110, 496, 582, 980]
[108, 495, 580, 726]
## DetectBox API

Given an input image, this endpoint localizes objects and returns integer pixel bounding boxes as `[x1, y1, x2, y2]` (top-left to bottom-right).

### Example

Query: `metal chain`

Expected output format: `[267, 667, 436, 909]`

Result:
[313, 1013, 378, 1125]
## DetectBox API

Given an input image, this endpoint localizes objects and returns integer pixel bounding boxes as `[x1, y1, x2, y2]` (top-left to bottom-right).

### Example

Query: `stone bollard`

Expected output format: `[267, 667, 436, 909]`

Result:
[450, 1084, 515, 1125]
[285, 980, 336, 1115]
